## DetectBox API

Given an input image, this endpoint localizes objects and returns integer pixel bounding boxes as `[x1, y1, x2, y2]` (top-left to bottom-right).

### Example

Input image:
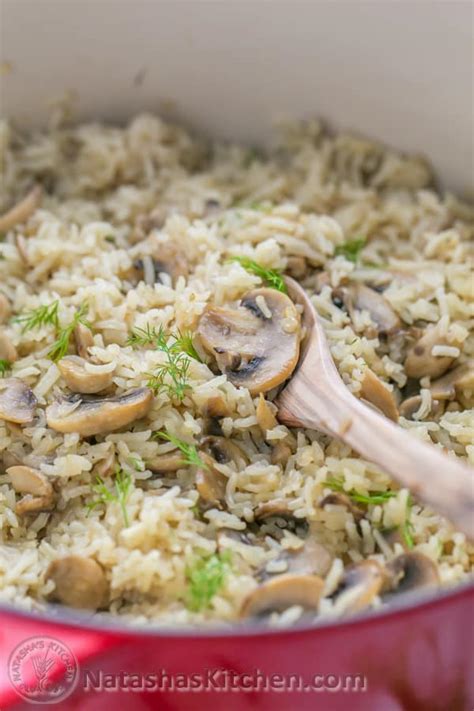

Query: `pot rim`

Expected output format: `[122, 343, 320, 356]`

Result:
[1, 576, 473, 639]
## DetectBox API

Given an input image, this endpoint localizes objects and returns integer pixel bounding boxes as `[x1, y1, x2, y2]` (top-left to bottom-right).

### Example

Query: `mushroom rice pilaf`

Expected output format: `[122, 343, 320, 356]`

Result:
[0, 114, 473, 626]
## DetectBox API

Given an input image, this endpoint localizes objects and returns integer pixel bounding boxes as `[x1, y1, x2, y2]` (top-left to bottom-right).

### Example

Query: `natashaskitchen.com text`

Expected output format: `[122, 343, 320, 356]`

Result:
[83, 669, 367, 693]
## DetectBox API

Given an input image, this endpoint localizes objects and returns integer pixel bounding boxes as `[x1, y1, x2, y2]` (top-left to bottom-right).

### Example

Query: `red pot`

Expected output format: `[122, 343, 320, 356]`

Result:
[1, 582, 473, 710]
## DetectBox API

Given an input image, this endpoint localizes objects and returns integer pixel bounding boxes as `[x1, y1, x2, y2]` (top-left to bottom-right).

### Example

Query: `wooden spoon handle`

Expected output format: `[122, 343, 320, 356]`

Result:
[279, 383, 474, 539]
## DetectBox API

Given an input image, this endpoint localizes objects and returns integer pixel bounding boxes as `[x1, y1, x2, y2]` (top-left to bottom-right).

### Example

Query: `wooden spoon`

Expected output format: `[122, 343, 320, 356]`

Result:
[276, 277, 474, 539]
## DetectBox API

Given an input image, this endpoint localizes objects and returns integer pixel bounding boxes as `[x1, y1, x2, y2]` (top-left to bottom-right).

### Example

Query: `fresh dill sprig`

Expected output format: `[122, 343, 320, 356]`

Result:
[86, 468, 133, 526]
[127, 455, 145, 472]
[0, 359, 11, 377]
[401, 496, 415, 549]
[185, 550, 232, 612]
[325, 476, 398, 505]
[228, 256, 287, 293]
[47, 302, 91, 361]
[15, 300, 60, 333]
[147, 350, 191, 401]
[334, 237, 367, 264]
[127, 324, 202, 362]
[154, 431, 208, 469]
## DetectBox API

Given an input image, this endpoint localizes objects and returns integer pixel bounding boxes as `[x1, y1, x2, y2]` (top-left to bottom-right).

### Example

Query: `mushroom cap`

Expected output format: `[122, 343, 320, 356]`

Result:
[58, 355, 115, 394]
[46, 387, 153, 436]
[197, 288, 301, 395]
[404, 323, 461, 379]
[240, 573, 324, 618]
[196, 436, 247, 507]
[7, 465, 53, 497]
[383, 552, 440, 595]
[0, 378, 37, 424]
[46, 556, 108, 610]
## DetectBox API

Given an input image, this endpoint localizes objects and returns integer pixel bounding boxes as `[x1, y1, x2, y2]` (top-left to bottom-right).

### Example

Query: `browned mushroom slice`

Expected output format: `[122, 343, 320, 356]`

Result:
[196, 436, 247, 507]
[196, 452, 228, 507]
[331, 560, 385, 614]
[270, 440, 293, 467]
[262, 538, 333, 579]
[0, 295, 11, 324]
[46, 387, 153, 436]
[46, 556, 108, 610]
[319, 492, 365, 522]
[382, 552, 440, 595]
[285, 256, 308, 279]
[359, 368, 399, 421]
[8, 465, 55, 515]
[128, 243, 189, 286]
[147, 452, 185, 473]
[430, 360, 474, 401]
[0, 330, 18, 363]
[202, 394, 231, 418]
[57, 356, 115, 394]
[404, 323, 462, 379]
[74, 322, 94, 358]
[240, 574, 324, 618]
[342, 284, 401, 336]
[256, 393, 278, 432]
[254, 499, 293, 521]
[197, 288, 301, 395]
[399, 394, 444, 420]
[0, 378, 37, 423]
[0, 185, 42, 233]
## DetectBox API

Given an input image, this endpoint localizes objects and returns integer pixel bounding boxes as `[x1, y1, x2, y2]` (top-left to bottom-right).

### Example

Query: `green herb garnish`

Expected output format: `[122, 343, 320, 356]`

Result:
[15, 300, 60, 333]
[154, 431, 207, 469]
[334, 237, 367, 264]
[185, 550, 232, 612]
[128, 324, 201, 362]
[47, 302, 91, 361]
[86, 469, 133, 526]
[0, 359, 11, 377]
[228, 256, 287, 293]
[325, 476, 398, 505]
[127, 455, 145, 472]
[401, 496, 415, 549]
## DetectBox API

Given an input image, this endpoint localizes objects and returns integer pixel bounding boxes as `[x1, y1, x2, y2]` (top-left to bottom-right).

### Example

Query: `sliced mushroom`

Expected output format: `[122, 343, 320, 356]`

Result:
[0, 185, 42, 233]
[404, 323, 462, 379]
[147, 452, 185, 473]
[196, 436, 247, 507]
[331, 560, 385, 614]
[7, 464, 55, 515]
[0, 330, 18, 363]
[430, 361, 474, 401]
[0, 294, 11, 324]
[197, 288, 301, 395]
[254, 499, 293, 522]
[319, 492, 365, 523]
[285, 256, 308, 279]
[0, 378, 37, 423]
[201, 435, 248, 467]
[359, 368, 398, 421]
[240, 574, 324, 618]
[339, 284, 401, 336]
[57, 356, 115, 394]
[202, 394, 231, 418]
[270, 440, 293, 467]
[196, 452, 228, 507]
[260, 537, 333, 580]
[46, 556, 108, 610]
[128, 242, 188, 286]
[74, 322, 94, 358]
[45, 387, 153, 436]
[382, 552, 440, 596]
[399, 394, 444, 420]
[256, 393, 278, 432]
